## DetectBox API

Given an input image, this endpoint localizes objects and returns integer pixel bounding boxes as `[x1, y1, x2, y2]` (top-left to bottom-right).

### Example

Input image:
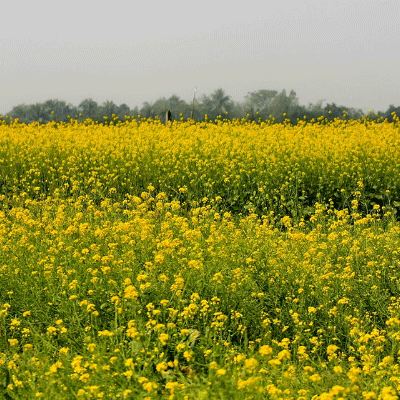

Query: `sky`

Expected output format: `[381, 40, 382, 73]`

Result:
[1, 0, 399, 114]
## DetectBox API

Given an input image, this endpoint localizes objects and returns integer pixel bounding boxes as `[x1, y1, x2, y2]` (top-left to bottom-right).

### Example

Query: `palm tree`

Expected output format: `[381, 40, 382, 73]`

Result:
[201, 88, 233, 120]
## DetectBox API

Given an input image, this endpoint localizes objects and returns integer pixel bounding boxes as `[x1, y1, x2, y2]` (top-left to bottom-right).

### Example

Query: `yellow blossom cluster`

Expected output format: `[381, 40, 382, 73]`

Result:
[0, 118, 400, 398]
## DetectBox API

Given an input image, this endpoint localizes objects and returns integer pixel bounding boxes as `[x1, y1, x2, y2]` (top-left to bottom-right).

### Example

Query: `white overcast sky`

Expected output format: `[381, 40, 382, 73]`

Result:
[1, 0, 399, 114]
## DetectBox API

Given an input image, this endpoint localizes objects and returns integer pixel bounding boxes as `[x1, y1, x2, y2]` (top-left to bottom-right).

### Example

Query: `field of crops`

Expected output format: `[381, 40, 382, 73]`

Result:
[1, 117, 400, 399]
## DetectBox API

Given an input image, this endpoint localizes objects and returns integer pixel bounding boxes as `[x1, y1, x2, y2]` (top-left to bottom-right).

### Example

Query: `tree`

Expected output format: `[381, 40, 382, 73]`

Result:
[166, 95, 190, 120]
[229, 101, 247, 120]
[151, 98, 169, 120]
[269, 90, 299, 122]
[385, 104, 400, 122]
[27, 103, 49, 124]
[130, 106, 139, 118]
[43, 99, 76, 122]
[302, 100, 325, 121]
[244, 90, 278, 119]
[78, 98, 99, 120]
[200, 88, 233, 120]
[324, 103, 363, 121]
[8, 104, 31, 122]
[117, 103, 131, 120]
[139, 102, 154, 119]
[99, 101, 119, 121]
[324, 102, 344, 119]
[210, 88, 233, 117]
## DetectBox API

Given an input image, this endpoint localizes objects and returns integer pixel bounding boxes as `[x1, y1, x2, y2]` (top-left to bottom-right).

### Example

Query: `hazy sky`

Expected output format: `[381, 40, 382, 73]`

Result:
[1, 0, 399, 114]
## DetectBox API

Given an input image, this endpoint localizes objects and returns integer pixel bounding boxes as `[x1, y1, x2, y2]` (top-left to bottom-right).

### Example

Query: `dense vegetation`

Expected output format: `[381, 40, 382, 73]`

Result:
[1, 118, 400, 399]
[4, 88, 400, 125]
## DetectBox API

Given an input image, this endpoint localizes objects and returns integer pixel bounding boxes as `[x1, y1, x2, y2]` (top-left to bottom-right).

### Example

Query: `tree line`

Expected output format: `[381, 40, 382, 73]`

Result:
[3, 88, 399, 124]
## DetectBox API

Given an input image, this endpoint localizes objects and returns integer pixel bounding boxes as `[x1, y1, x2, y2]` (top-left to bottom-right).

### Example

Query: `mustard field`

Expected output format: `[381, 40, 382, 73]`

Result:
[1, 117, 400, 399]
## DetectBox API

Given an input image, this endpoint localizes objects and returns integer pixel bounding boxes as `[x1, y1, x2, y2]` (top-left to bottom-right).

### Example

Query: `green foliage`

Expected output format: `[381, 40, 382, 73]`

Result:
[6, 88, 395, 125]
